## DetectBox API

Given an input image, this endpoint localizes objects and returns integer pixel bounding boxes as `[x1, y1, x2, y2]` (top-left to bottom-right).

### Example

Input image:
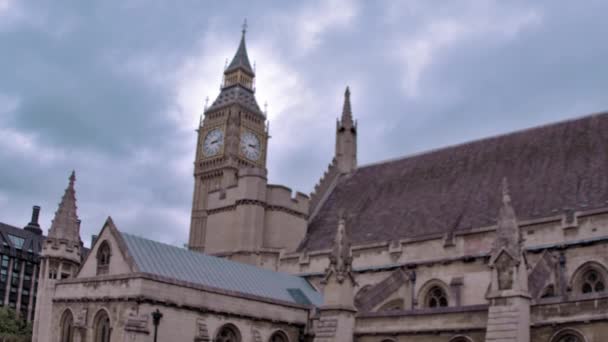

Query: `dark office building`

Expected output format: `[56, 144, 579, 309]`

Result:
[0, 206, 44, 321]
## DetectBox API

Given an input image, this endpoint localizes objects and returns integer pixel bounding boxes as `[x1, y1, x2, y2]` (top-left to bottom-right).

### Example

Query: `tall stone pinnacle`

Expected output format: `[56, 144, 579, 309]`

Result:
[48, 171, 81, 242]
[493, 177, 521, 260]
[340, 86, 354, 128]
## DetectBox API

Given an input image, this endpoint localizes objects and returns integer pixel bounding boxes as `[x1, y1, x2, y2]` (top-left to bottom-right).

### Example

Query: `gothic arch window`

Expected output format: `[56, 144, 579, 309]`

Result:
[449, 336, 473, 342]
[550, 328, 586, 342]
[96, 241, 111, 275]
[93, 309, 111, 342]
[571, 261, 607, 295]
[60, 309, 74, 342]
[215, 324, 241, 342]
[269, 330, 289, 342]
[581, 269, 605, 294]
[425, 285, 448, 308]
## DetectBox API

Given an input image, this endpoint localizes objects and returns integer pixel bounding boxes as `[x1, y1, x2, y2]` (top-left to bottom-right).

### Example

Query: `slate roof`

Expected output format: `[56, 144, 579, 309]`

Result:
[224, 33, 254, 76]
[0, 221, 45, 254]
[207, 84, 262, 114]
[120, 232, 322, 306]
[300, 112, 608, 251]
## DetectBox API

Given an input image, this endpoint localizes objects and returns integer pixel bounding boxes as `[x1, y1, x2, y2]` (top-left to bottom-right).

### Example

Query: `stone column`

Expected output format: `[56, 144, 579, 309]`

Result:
[16, 260, 25, 317]
[4, 258, 13, 305]
[27, 264, 38, 322]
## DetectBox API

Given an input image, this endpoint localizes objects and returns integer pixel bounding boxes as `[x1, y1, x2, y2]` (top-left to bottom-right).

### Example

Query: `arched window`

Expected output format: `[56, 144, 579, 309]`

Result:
[216, 324, 240, 342]
[449, 336, 473, 342]
[94, 310, 111, 342]
[426, 286, 448, 308]
[550, 328, 586, 342]
[96, 241, 111, 275]
[269, 331, 289, 342]
[60, 309, 74, 342]
[581, 269, 605, 294]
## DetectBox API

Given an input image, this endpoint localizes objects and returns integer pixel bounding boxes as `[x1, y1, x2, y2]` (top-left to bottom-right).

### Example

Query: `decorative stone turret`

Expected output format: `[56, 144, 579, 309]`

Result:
[335, 86, 357, 175]
[485, 178, 531, 342]
[32, 171, 84, 342]
[310, 87, 358, 218]
[314, 213, 357, 342]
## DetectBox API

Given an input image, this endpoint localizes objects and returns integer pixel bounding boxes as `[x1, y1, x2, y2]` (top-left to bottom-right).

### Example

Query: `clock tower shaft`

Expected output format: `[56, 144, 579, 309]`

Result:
[188, 25, 269, 253]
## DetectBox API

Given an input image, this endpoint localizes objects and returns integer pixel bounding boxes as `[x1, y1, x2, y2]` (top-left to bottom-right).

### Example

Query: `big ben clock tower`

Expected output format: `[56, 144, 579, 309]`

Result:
[188, 23, 269, 252]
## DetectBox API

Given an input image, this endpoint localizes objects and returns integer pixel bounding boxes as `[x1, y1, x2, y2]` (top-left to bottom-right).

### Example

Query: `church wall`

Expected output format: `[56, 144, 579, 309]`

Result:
[205, 210, 237, 253]
[354, 306, 487, 339]
[51, 274, 311, 341]
[263, 210, 307, 251]
[77, 226, 132, 278]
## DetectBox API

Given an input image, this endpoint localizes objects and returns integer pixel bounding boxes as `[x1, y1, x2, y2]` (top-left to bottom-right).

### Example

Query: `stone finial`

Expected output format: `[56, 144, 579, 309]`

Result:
[48, 171, 81, 242]
[491, 178, 522, 261]
[323, 211, 355, 284]
[340, 86, 354, 128]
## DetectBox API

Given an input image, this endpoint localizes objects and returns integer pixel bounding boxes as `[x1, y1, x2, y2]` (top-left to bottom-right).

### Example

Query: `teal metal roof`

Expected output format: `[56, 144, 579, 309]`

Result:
[120, 232, 322, 307]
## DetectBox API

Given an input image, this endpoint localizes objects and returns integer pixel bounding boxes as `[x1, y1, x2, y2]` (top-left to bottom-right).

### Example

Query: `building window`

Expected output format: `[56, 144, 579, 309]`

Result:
[581, 269, 605, 294]
[551, 329, 586, 342]
[426, 286, 448, 308]
[449, 336, 473, 342]
[215, 324, 240, 342]
[96, 241, 111, 275]
[269, 331, 289, 342]
[60, 310, 74, 342]
[94, 310, 111, 342]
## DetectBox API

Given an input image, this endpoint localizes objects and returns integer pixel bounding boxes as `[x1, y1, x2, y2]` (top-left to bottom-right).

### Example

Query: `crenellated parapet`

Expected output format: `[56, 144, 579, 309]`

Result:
[309, 158, 340, 219]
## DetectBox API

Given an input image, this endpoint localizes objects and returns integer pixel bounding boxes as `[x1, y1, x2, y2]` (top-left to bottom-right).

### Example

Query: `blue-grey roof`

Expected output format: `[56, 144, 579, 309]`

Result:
[207, 84, 262, 114]
[120, 232, 322, 307]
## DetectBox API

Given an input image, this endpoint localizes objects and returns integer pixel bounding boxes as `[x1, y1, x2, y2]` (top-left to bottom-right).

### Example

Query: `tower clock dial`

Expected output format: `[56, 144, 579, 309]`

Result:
[202, 128, 224, 157]
[240, 130, 261, 161]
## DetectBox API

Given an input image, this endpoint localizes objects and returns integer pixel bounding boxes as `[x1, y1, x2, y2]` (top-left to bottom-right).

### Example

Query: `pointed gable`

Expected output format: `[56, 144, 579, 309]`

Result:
[77, 217, 136, 278]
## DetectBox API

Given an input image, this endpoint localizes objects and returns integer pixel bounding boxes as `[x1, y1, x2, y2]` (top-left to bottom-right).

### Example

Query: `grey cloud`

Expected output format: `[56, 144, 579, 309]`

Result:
[1, 1, 607, 247]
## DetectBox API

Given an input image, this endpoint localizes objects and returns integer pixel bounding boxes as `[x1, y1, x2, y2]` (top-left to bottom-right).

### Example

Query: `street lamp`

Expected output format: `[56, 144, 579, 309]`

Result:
[152, 309, 163, 342]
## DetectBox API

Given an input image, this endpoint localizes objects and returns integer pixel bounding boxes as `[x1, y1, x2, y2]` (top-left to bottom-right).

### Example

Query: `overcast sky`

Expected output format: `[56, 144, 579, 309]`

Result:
[1, 0, 607, 247]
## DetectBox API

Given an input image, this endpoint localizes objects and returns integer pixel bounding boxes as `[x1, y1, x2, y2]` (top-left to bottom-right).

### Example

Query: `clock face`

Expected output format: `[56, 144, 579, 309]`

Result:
[240, 131, 261, 161]
[202, 128, 224, 157]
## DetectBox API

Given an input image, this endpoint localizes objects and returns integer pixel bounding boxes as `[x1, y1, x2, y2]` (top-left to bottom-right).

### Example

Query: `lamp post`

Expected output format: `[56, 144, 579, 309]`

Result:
[152, 309, 163, 342]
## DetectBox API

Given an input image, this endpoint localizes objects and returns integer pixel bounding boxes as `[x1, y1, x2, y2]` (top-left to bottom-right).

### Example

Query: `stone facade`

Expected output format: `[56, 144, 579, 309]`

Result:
[32, 27, 608, 342]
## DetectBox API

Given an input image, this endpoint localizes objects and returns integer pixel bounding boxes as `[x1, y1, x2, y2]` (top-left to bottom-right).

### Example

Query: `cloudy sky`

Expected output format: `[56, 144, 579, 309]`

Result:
[1, 0, 607, 247]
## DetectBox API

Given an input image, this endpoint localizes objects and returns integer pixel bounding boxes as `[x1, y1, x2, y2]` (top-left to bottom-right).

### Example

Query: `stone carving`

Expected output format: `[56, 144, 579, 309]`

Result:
[194, 318, 210, 341]
[74, 307, 88, 327]
[251, 329, 262, 342]
[495, 252, 515, 290]
[315, 316, 338, 339]
[322, 213, 354, 285]
[124, 306, 149, 334]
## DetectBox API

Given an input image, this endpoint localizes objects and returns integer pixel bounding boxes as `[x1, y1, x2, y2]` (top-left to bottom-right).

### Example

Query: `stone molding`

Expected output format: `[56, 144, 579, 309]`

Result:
[55, 272, 314, 311]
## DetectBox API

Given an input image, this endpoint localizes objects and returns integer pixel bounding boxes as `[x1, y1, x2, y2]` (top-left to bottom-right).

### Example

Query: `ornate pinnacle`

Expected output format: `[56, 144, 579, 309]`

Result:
[48, 171, 81, 242]
[340, 86, 354, 128]
[323, 211, 355, 284]
[242, 18, 248, 37]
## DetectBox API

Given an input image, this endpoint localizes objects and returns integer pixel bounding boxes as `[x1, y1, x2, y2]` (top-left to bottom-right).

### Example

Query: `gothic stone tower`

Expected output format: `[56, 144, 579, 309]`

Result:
[188, 26, 270, 253]
[32, 172, 83, 342]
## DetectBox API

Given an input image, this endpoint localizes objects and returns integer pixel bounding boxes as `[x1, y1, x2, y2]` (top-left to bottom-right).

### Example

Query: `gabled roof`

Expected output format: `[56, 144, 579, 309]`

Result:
[301, 111, 608, 251]
[119, 231, 322, 306]
[0, 221, 45, 254]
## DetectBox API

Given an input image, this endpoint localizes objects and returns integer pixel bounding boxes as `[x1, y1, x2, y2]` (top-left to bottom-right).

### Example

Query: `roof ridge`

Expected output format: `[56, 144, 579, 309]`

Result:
[357, 110, 608, 171]
[119, 231, 300, 277]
